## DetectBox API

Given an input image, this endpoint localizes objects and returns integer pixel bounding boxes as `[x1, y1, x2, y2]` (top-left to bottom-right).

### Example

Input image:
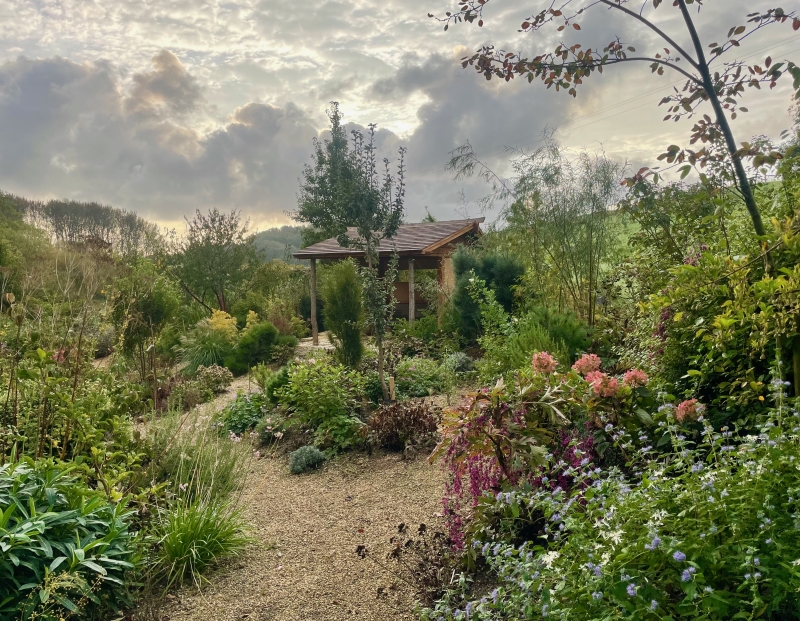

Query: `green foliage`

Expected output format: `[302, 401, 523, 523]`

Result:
[147, 498, 250, 589]
[523, 305, 591, 362]
[321, 259, 364, 367]
[146, 407, 250, 503]
[220, 392, 269, 434]
[230, 291, 270, 329]
[276, 358, 365, 453]
[288, 445, 326, 474]
[394, 357, 455, 399]
[0, 459, 137, 620]
[424, 400, 800, 620]
[392, 315, 460, 358]
[224, 321, 279, 376]
[443, 351, 475, 375]
[295, 103, 406, 398]
[452, 246, 525, 341]
[255, 411, 285, 445]
[111, 259, 180, 361]
[466, 275, 563, 380]
[177, 319, 236, 374]
[271, 333, 299, 366]
[169, 208, 261, 312]
[253, 364, 290, 405]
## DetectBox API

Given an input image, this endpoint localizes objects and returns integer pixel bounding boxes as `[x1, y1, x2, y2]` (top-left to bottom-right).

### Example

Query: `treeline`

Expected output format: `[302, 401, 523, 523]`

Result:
[11, 193, 161, 256]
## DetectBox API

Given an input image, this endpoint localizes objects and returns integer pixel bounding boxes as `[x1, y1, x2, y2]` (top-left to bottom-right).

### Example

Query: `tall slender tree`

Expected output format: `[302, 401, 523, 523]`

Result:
[295, 103, 406, 398]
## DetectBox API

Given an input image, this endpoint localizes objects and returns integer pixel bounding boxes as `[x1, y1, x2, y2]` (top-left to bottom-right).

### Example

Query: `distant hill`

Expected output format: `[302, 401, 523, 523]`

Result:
[252, 225, 306, 263]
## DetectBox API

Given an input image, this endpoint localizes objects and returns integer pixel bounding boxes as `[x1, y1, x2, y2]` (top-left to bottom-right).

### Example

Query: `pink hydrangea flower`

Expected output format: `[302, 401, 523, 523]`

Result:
[623, 369, 649, 387]
[585, 371, 620, 398]
[676, 399, 704, 422]
[572, 353, 602, 375]
[532, 351, 559, 374]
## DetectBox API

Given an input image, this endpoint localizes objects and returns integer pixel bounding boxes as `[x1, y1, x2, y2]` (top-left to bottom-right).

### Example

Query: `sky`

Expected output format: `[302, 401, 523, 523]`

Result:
[0, 0, 797, 231]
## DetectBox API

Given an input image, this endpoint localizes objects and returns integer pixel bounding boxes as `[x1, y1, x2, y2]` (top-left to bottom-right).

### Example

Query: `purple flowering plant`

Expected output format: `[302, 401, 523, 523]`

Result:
[421, 376, 800, 620]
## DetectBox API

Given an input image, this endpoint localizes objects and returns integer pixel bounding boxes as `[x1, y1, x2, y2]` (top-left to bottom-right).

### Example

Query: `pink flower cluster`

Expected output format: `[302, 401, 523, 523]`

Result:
[572, 353, 602, 375]
[623, 369, 649, 387]
[532, 351, 559, 374]
[676, 398, 704, 422]
[585, 371, 621, 398]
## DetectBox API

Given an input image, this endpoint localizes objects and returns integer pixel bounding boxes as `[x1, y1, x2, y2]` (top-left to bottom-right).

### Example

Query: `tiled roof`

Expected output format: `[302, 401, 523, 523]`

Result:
[293, 218, 484, 259]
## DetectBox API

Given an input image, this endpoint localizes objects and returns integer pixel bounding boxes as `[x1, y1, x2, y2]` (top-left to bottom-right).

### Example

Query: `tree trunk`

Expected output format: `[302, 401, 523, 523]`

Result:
[676, 0, 765, 239]
[378, 338, 388, 401]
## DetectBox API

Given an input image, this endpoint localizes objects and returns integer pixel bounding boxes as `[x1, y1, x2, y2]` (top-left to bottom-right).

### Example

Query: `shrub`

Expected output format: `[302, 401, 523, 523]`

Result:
[524, 305, 592, 362]
[178, 320, 236, 374]
[321, 259, 364, 367]
[224, 321, 279, 376]
[394, 357, 455, 399]
[0, 459, 137, 620]
[231, 291, 269, 329]
[195, 364, 233, 395]
[423, 398, 800, 621]
[276, 358, 365, 452]
[253, 364, 290, 405]
[166, 365, 232, 411]
[443, 351, 475, 375]
[289, 445, 326, 474]
[166, 380, 207, 411]
[366, 401, 441, 452]
[431, 352, 654, 549]
[255, 411, 285, 445]
[364, 371, 385, 404]
[451, 246, 525, 341]
[148, 499, 250, 589]
[220, 392, 269, 434]
[271, 333, 299, 365]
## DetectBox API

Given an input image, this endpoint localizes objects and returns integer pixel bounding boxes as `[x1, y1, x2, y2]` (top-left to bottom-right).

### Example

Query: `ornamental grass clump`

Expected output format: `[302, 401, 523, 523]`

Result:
[422, 379, 800, 620]
[148, 498, 250, 589]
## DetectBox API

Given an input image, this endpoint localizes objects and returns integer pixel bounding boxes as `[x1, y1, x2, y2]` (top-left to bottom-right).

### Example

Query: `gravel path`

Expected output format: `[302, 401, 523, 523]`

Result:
[159, 383, 446, 621]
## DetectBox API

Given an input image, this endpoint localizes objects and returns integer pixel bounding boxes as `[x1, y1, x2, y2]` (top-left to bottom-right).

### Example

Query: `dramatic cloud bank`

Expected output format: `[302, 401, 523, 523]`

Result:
[0, 0, 796, 226]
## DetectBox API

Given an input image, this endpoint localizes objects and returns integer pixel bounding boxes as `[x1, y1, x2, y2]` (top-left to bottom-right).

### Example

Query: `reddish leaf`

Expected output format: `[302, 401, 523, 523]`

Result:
[573, 23, 581, 30]
[794, 18, 800, 31]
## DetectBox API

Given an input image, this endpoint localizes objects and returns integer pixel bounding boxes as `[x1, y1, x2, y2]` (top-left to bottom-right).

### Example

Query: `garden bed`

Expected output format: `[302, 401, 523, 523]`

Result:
[158, 451, 445, 620]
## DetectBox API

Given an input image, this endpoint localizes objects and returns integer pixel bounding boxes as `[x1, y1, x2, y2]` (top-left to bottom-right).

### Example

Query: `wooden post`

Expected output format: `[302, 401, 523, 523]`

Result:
[408, 258, 415, 325]
[310, 258, 318, 346]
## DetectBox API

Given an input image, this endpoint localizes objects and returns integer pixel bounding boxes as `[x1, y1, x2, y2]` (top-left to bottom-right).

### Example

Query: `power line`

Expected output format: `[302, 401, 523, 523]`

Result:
[403, 34, 800, 180]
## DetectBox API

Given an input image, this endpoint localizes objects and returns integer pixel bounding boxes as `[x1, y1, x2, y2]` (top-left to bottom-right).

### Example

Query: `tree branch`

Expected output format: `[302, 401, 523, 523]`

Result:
[598, 0, 700, 71]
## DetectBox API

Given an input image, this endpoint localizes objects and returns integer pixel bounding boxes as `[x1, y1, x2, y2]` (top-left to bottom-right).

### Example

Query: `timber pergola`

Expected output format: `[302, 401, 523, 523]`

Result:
[293, 218, 484, 345]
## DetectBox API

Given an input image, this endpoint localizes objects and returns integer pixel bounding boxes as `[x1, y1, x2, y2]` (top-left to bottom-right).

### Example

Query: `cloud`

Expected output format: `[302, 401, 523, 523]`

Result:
[0, 52, 321, 226]
[0, 0, 794, 228]
[125, 50, 204, 118]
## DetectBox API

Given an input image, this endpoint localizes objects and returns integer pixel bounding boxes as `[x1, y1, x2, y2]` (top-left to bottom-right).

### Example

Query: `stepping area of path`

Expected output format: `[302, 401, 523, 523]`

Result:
[162, 451, 445, 621]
